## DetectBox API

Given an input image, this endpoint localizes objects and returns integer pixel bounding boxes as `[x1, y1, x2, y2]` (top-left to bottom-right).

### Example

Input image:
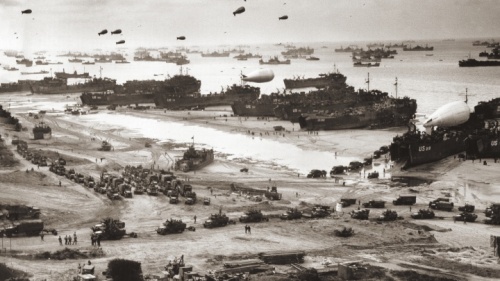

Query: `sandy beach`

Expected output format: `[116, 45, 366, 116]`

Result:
[0, 92, 499, 280]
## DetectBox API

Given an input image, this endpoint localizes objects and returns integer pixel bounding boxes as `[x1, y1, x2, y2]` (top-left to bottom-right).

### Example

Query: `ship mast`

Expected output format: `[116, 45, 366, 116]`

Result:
[365, 72, 370, 92]
[394, 77, 398, 98]
[465, 88, 468, 103]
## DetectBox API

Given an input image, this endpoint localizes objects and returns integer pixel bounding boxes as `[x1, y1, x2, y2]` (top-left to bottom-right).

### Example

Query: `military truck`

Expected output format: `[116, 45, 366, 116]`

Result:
[367, 171, 379, 179]
[156, 219, 186, 235]
[453, 213, 478, 222]
[65, 168, 76, 180]
[330, 165, 346, 176]
[485, 203, 500, 217]
[133, 183, 145, 195]
[1, 205, 41, 220]
[169, 195, 179, 204]
[348, 161, 363, 171]
[146, 185, 159, 196]
[340, 198, 358, 207]
[265, 186, 282, 201]
[429, 200, 454, 211]
[239, 210, 269, 223]
[3, 219, 44, 237]
[458, 204, 475, 213]
[350, 209, 370, 220]
[362, 200, 385, 208]
[377, 210, 399, 221]
[203, 197, 211, 205]
[74, 173, 85, 184]
[185, 191, 197, 205]
[118, 183, 133, 198]
[280, 208, 302, 220]
[106, 189, 120, 200]
[203, 213, 232, 228]
[178, 184, 193, 197]
[411, 209, 435, 219]
[393, 195, 416, 205]
[83, 176, 96, 188]
[91, 218, 126, 240]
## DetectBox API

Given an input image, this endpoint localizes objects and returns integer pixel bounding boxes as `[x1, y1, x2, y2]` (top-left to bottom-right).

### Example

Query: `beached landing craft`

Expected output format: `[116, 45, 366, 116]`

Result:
[390, 97, 500, 167]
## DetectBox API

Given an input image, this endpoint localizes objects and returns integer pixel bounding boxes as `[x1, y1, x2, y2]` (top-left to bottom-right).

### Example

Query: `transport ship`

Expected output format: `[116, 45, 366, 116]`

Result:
[155, 83, 259, 110]
[283, 72, 347, 89]
[390, 98, 500, 167]
[30, 77, 116, 95]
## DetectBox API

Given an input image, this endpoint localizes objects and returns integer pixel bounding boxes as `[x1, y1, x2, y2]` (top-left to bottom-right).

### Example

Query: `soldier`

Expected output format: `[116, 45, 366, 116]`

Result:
[58, 236, 62, 245]
[97, 236, 101, 247]
[64, 235, 68, 245]
[194, 215, 197, 223]
[68, 235, 72, 245]
[40, 232, 44, 241]
[73, 235, 78, 245]
[248, 226, 251, 234]
[244, 225, 248, 234]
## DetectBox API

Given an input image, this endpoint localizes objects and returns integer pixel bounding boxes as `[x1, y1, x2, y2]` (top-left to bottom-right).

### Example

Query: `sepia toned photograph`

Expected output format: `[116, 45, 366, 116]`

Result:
[0, 0, 500, 280]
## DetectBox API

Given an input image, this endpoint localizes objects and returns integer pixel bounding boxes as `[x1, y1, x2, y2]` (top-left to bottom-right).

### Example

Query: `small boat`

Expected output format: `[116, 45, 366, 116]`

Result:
[353, 62, 380, 67]
[306, 56, 320, 61]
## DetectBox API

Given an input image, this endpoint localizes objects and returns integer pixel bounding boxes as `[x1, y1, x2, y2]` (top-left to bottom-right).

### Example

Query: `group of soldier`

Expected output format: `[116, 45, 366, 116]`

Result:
[58, 232, 78, 245]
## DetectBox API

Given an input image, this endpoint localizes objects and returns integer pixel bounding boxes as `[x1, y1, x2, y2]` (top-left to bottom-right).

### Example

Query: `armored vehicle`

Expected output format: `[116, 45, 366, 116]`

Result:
[411, 209, 435, 219]
[458, 204, 475, 213]
[311, 205, 331, 218]
[203, 213, 232, 228]
[169, 195, 179, 204]
[91, 218, 126, 240]
[280, 208, 302, 220]
[350, 209, 369, 220]
[453, 213, 477, 222]
[362, 200, 385, 208]
[377, 210, 399, 221]
[265, 186, 282, 200]
[119, 183, 133, 198]
[156, 219, 186, 235]
[239, 210, 269, 223]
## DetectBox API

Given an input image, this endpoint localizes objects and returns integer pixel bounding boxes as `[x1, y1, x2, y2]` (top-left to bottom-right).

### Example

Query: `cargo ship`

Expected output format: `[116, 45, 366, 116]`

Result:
[30, 77, 116, 95]
[201, 51, 230, 57]
[459, 59, 500, 67]
[21, 70, 49, 75]
[55, 70, 90, 79]
[390, 98, 500, 167]
[0, 81, 32, 93]
[16, 58, 33, 67]
[233, 53, 262, 60]
[33, 122, 52, 140]
[334, 45, 362, 53]
[403, 45, 434, 51]
[155, 83, 260, 110]
[259, 57, 291, 65]
[296, 94, 417, 130]
[283, 71, 347, 89]
[175, 145, 214, 172]
[281, 47, 314, 56]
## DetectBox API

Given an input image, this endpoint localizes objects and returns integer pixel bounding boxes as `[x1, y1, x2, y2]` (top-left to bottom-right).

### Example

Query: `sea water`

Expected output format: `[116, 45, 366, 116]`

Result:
[2, 39, 500, 174]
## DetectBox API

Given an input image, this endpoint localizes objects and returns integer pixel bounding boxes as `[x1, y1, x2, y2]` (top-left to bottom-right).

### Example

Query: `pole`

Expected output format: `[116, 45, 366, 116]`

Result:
[366, 73, 370, 92]
[394, 77, 398, 98]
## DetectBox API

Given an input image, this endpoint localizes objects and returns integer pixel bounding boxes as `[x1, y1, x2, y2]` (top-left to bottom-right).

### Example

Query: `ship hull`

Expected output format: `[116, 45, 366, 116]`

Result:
[466, 135, 500, 159]
[155, 85, 259, 110]
[283, 74, 347, 89]
[31, 84, 115, 95]
[80, 92, 155, 106]
[390, 136, 466, 167]
[231, 102, 276, 116]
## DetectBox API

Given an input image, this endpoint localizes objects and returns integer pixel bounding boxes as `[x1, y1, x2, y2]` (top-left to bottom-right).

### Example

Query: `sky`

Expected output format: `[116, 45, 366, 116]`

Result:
[1, 0, 500, 52]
